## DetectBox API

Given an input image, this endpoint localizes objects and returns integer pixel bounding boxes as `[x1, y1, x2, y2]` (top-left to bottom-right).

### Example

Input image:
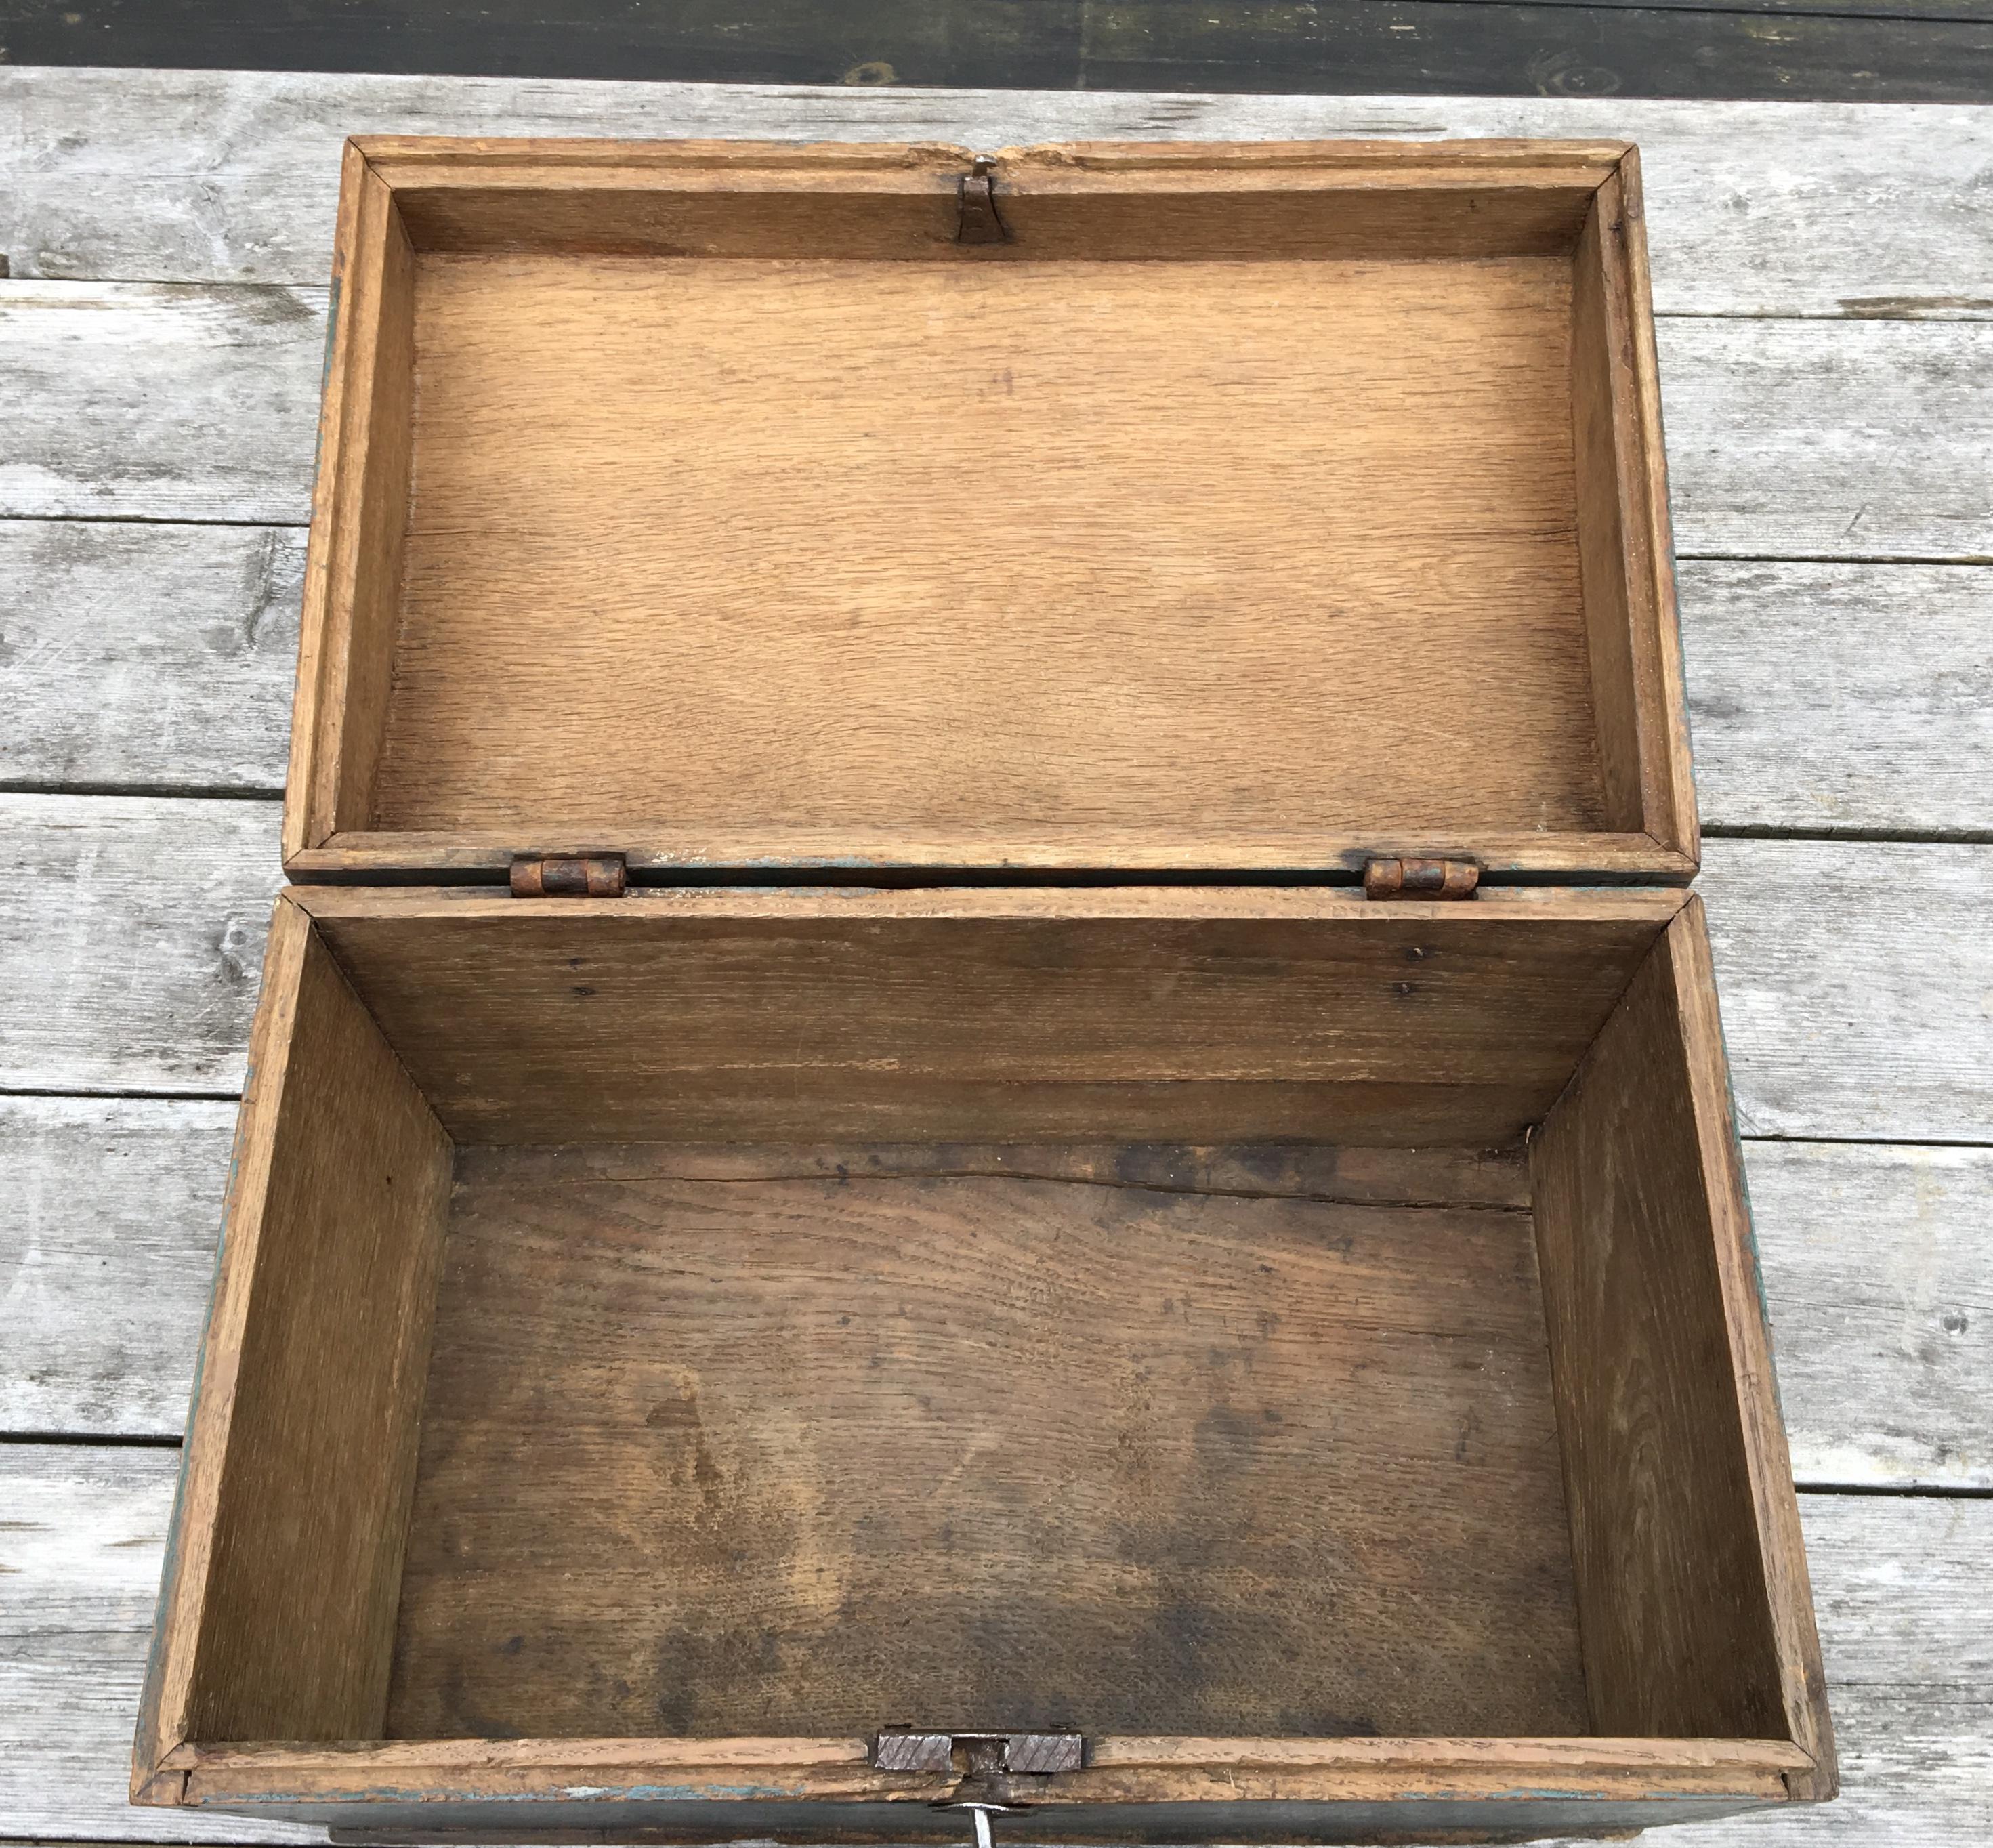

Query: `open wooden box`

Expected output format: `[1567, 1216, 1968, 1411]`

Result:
[135, 139, 1834, 1844]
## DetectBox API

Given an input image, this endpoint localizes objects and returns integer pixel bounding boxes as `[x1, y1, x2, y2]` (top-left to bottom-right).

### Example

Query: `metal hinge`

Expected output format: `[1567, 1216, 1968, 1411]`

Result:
[957, 159, 1007, 244]
[509, 853, 627, 897]
[1363, 856, 1480, 900]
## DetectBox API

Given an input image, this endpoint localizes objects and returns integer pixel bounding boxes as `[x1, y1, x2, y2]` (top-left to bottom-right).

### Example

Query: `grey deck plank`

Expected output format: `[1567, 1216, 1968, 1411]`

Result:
[0, 522, 303, 795]
[7, 1094, 1986, 1492]
[1, 71, 1990, 316]
[0, 795, 282, 1095]
[6, 796, 1988, 1139]
[1696, 841, 1993, 1142]
[7, 280, 1993, 553]
[8, 526, 1988, 838]
[1, 1098, 236, 1439]
[5, 1448, 1986, 1844]
[1681, 561, 1993, 839]
[1, 68, 1988, 1848]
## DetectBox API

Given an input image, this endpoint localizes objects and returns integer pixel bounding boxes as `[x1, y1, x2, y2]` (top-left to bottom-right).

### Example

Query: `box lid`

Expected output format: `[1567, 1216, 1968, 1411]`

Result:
[284, 137, 1697, 887]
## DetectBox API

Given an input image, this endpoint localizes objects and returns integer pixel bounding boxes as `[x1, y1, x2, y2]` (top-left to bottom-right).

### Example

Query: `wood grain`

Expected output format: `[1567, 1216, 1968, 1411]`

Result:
[0, 1096, 236, 1437]
[1680, 560, 1993, 836]
[10, 1452, 1987, 1843]
[1562, 158, 1694, 862]
[1531, 902, 1832, 1780]
[0, 795, 283, 1094]
[1746, 1141, 1993, 1492]
[298, 891, 1672, 1146]
[0, 281, 322, 524]
[7, 799, 1987, 1147]
[10, 1, 1993, 106]
[8, 537, 1982, 837]
[349, 240, 1612, 865]
[11, 280, 1988, 564]
[1696, 841, 1993, 1143]
[291, 148, 419, 858]
[5, 72, 1991, 318]
[0, 522, 303, 794]
[140, 906, 454, 1768]
[387, 1141, 1587, 1740]
[12, 1113, 1987, 1492]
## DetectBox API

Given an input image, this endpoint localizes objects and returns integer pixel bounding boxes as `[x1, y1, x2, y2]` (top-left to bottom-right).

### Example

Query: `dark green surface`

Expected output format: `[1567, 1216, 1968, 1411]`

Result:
[4, 0, 1993, 100]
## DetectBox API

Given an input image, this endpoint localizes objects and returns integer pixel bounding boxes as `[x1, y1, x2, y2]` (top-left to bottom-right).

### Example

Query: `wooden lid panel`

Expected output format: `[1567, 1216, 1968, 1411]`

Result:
[285, 140, 1694, 883]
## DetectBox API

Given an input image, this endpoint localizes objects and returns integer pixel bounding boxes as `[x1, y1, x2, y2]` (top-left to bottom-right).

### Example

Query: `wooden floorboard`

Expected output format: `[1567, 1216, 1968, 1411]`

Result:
[5, 798, 1988, 1139]
[5, 74, 1992, 318]
[9, 539, 1990, 835]
[5, 1448, 1987, 1843]
[5, 0, 1993, 102]
[8, 1098, 1986, 1492]
[1, 70, 1987, 1847]
[7, 286, 1993, 548]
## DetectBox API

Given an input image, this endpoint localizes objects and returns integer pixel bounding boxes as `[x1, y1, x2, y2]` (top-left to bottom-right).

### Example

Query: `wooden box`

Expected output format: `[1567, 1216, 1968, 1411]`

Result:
[134, 139, 1835, 1844]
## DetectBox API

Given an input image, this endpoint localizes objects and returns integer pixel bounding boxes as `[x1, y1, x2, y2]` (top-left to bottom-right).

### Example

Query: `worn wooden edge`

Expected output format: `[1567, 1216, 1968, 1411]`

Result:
[1666, 898, 1837, 1800]
[349, 133, 1629, 192]
[1615, 146, 1700, 868]
[175, 1736, 1810, 1808]
[129, 896, 313, 1803]
[996, 138, 1633, 175]
[285, 146, 387, 866]
[285, 832, 1700, 884]
[285, 883, 1692, 925]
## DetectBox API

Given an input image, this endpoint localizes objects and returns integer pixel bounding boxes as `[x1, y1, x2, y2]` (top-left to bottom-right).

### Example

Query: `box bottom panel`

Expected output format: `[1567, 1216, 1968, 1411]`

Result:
[385, 1141, 1589, 1742]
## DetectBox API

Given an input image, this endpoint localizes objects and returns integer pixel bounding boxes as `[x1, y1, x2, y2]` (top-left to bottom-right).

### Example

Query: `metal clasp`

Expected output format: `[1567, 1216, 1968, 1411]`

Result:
[873, 1728, 1083, 1828]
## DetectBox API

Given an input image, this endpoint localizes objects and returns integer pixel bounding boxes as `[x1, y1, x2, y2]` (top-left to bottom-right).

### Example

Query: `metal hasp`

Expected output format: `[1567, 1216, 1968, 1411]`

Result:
[509, 854, 627, 897]
[957, 159, 1007, 244]
[1363, 856, 1481, 900]
[873, 1729, 1084, 1818]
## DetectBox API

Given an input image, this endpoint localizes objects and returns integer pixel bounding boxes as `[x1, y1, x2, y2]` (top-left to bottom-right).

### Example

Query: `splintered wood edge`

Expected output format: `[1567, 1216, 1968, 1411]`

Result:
[174, 1736, 1815, 1807]
[131, 896, 315, 1801]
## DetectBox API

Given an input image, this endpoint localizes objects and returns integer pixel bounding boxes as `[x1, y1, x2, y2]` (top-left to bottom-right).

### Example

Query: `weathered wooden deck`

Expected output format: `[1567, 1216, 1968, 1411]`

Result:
[1, 66, 1989, 1848]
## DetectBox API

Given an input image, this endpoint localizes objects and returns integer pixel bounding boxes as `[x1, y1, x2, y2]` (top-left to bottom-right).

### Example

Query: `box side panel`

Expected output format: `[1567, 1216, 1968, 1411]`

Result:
[1529, 902, 1832, 1785]
[140, 906, 455, 1762]
[303, 901, 1673, 1147]
[1656, 900, 1835, 1794]
[286, 145, 419, 861]
[1567, 156, 1698, 861]
[135, 897, 312, 1794]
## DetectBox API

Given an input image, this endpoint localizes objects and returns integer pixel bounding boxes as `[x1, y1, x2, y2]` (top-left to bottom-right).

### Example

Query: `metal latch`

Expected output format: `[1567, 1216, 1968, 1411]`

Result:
[509, 853, 627, 897]
[957, 159, 1007, 244]
[874, 1729, 1084, 1832]
[1363, 856, 1480, 900]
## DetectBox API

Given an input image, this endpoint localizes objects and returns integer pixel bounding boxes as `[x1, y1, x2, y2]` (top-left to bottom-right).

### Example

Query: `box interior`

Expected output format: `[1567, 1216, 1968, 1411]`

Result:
[297, 150, 1685, 875]
[390, 1137, 1585, 1741]
[174, 894, 1801, 1764]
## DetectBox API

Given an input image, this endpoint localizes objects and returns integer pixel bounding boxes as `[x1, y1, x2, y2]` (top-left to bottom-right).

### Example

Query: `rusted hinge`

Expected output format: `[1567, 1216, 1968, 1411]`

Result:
[509, 853, 627, 898]
[1364, 856, 1480, 900]
[957, 159, 1007, 245]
